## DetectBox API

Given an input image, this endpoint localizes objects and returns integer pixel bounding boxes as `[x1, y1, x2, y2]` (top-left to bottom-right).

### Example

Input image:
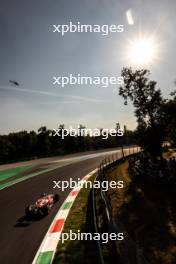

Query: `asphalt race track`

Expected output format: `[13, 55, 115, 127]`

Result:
[0, 148, 130, 264]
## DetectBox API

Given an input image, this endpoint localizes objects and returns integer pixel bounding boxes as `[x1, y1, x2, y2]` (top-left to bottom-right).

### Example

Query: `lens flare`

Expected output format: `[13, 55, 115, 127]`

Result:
[127, 37, 157, 66]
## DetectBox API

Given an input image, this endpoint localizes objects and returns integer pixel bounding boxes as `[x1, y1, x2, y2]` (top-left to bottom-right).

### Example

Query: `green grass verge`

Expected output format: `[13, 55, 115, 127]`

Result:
[53, 170, 119, 264]
[53, 173, 100, 264]
[0, 165, 33, 182]
[106, 159, 176, 264]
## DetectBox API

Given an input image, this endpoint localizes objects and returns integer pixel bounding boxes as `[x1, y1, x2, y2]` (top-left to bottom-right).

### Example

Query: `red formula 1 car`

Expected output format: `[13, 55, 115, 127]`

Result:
[25, 193, 59, 218]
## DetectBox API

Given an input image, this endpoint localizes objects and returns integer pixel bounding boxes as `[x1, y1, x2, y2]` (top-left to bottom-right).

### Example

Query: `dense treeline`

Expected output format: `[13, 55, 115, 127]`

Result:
[0, 124, 137, 164]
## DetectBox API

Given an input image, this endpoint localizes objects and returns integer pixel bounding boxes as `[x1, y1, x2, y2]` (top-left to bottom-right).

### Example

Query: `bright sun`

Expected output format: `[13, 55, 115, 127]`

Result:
[127, 37, 157, 66]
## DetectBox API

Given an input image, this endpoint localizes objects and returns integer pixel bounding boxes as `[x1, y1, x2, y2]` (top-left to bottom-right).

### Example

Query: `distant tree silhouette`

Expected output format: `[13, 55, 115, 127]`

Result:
[0, 123, 136, 164]
[37, 126, 51, 156]
[119, 67, 164, 158]
[162, 95, 176, 147]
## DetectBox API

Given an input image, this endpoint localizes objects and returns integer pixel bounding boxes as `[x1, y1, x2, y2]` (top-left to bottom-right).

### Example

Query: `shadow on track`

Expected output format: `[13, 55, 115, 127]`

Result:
[14, 214, 45, 228]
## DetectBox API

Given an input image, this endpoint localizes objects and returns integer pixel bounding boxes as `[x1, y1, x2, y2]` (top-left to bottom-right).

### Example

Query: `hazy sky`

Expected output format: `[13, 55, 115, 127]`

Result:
[0, 0, 176, 134]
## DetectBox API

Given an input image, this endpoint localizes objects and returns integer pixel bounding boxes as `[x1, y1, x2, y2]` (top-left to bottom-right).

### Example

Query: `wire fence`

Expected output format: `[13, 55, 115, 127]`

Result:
[92, 145, 149, 264]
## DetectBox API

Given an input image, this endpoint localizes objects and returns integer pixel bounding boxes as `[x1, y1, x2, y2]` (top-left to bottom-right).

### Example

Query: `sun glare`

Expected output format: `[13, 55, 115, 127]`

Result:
[127, 37, 157, 66]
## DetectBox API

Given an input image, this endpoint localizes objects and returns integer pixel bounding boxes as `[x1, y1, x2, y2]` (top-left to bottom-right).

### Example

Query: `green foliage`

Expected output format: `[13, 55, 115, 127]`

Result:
[119, 67, 163, 126]
[119, 67, 164, 157]
[0, 124, 136, 164]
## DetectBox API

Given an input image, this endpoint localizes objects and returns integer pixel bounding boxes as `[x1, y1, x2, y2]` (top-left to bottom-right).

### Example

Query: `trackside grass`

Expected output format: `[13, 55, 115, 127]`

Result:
[53, 173, 99, 264]
[106, 159, 176, 264]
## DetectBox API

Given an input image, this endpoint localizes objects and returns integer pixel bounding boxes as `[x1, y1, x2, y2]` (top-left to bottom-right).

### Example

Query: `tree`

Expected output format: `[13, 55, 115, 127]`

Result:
[37, 126, 51, 156]
[162, 96, 176, 147]
[119, 67, 164, 157]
